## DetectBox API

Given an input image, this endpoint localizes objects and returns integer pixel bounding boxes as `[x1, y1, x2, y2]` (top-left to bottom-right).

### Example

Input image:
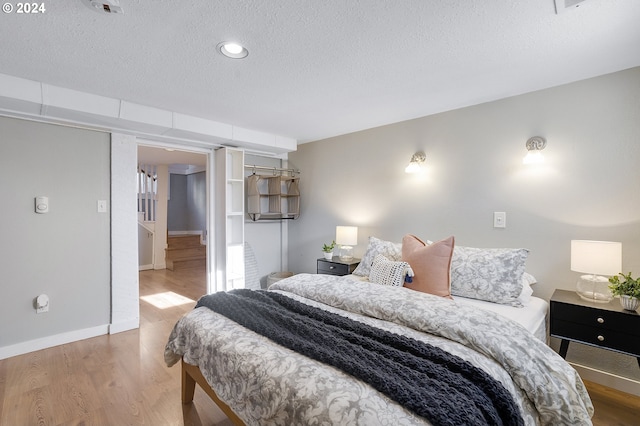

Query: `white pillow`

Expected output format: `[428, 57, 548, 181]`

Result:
[369, 254, 414, 287]
[522, 272, 537, 286]
[517, 272, 537, 306]
[352, 236, 402, 277]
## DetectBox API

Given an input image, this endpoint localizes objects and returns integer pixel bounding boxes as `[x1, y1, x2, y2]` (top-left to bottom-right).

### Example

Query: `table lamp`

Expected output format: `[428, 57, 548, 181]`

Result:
[571, 240, 622, 303]
[336, 226, 358, 261]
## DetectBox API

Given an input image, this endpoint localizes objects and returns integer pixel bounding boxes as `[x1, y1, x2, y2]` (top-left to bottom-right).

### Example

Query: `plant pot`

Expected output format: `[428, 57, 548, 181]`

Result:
[620, 295, 640, 312]
[323, 252, 333, 260]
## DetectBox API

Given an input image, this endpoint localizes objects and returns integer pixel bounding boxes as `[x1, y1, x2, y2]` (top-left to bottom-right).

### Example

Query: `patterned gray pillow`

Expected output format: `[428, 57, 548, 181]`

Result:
[352, 236, 402, 277]
[368, 254, 413, 287]
[450, 246, 529, 307]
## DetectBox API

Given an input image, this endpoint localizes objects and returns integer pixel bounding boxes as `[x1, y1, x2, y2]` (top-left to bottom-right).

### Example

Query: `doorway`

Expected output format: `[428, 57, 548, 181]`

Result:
[136, 142, 212, 310]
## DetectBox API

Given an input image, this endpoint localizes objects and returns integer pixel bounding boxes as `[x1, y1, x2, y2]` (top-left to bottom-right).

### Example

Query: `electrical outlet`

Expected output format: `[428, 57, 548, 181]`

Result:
[494, 212, 506, 228]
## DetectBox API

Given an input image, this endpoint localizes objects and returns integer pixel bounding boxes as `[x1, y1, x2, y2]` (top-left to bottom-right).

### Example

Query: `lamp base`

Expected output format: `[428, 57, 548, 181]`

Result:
[339, 245, 354, 261]
[576, 275, 613, 303]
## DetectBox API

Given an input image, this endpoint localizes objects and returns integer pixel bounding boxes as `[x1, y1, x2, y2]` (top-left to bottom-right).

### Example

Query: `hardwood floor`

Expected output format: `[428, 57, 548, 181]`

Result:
[1, 268, 639, 425]
[0, 267, 232, 426]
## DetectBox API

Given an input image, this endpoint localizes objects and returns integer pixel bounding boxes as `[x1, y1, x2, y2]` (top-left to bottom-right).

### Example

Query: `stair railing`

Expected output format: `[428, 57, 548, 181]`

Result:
[137, 164, 157, 222]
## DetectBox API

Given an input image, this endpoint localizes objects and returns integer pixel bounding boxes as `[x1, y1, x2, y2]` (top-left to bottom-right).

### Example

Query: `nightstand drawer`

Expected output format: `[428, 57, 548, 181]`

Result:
[550, 289, 640, 366]
[551, 302, 640, 337]
[551, 319, 640, 356]
[317, 260, 350, 275]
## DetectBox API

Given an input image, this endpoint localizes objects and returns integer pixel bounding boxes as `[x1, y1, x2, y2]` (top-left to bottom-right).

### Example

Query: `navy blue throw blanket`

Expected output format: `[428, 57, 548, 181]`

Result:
[196, 289, 523, 426]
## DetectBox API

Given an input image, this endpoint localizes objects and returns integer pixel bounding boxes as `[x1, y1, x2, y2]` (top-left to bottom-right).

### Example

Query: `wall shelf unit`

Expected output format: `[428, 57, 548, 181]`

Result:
[215, 147, 245, 291]
[247, 173, 300, 221]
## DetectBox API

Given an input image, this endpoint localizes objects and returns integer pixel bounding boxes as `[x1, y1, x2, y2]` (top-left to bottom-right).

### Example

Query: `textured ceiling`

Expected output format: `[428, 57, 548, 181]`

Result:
[1, 1, 639, 143]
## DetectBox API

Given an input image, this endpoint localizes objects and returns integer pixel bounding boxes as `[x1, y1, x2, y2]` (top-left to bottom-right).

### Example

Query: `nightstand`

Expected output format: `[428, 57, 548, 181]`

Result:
[317, 257, 360, 276]
[550, 289, 640, 368]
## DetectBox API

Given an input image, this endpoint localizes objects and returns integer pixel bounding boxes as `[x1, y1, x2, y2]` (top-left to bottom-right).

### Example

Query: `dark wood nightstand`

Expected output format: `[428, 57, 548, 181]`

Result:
[550, 289, 640, 367]
[317, 257, 360, 276]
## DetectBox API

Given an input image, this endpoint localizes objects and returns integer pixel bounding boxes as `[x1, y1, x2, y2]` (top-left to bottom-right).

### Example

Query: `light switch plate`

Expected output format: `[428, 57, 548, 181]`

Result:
[494, 211, 506, 228]
[97, 200, 107, 213]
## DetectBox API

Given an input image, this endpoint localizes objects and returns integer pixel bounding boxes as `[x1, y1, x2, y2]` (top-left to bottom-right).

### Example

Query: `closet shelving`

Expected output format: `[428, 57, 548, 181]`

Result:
[215, 147, 245, 291]
[245, 165, 300, 221]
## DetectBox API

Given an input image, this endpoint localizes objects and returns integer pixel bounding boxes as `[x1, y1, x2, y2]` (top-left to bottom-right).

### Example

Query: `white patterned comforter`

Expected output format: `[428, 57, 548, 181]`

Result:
[165, 273, 593, 426]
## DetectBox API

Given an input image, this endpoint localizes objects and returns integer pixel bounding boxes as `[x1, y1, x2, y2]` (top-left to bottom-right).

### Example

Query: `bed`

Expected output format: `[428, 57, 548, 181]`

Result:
[164, 235, 594, 425]
[342, 274, 550, 343]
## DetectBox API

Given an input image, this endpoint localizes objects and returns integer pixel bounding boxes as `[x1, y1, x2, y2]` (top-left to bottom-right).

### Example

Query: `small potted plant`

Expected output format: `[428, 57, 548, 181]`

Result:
[608, 272, 640, 311]
[322, 240, 336, 260]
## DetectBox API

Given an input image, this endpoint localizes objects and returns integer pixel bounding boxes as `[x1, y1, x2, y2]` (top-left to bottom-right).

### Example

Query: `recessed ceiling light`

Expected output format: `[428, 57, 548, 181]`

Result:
[217, 41, 249, 59]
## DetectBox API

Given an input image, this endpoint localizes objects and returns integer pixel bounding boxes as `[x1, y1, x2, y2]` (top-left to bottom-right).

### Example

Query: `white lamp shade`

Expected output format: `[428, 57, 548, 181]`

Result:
[336, 226, 358, 246]
[570, 240, 622, 276]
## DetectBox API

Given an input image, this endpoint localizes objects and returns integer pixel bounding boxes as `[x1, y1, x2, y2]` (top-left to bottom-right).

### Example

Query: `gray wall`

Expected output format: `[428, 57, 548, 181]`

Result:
[167, 172, 206, 233]
[187, 172, 206, 232]
[168, 174, 188, 231]
[288, 67, 640, 380]
[0, 116, 111, 347]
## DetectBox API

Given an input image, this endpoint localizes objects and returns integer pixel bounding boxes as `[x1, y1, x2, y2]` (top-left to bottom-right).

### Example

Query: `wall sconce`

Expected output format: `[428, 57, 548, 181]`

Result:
[336, 226, 358, 261]
[523, 136, 546, 165]
[405, 151, 426, 173]
[571, 240, 622, 303]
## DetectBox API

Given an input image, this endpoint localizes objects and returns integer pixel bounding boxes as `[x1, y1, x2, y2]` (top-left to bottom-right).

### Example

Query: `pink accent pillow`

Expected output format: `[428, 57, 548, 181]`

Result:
[402, 234, 455, 299]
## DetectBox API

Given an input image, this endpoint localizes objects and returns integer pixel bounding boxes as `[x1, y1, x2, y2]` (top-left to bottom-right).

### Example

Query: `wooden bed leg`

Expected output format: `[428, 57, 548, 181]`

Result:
[181, 359, 196, 404]
[180, 359, 246, 425]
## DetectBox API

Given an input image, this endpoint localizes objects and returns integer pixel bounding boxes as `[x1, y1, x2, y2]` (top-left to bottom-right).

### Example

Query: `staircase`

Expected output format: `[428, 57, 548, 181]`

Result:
[165, 235, 206, 270]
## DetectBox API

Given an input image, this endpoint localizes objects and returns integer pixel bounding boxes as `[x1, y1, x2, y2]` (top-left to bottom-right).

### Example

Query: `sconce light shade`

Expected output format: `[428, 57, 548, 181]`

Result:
[571, 240, 622, 302]
[523, 136, 546, 165]
[336, 226, 358, 261]
[405, 151, 426, 173]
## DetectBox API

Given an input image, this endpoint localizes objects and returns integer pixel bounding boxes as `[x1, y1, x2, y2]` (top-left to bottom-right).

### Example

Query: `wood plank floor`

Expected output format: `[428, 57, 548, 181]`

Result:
[0, 267, 232, 426]
[1, 268, 639, 425]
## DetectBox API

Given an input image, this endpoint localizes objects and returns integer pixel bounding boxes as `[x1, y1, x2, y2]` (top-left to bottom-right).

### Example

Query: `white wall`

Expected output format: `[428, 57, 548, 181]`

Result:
[0, 116, 111, 356]
[153, 165, 168, 269]
[110, 133, 139, 334]
[288, 67, 640, 383]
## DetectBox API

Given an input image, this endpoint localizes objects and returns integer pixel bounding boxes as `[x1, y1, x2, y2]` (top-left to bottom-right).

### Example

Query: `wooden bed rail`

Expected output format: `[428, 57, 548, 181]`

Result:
[181, 360, 246, 426]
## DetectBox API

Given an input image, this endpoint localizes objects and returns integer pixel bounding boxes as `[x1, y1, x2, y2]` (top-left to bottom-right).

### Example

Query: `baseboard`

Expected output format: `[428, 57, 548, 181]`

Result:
[0, 324, 109, 360]
[571, 362, 640, 397]
[139, 264, 154, 271]
[109, 318, 139, 334]
[154, 262, 167, 270]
